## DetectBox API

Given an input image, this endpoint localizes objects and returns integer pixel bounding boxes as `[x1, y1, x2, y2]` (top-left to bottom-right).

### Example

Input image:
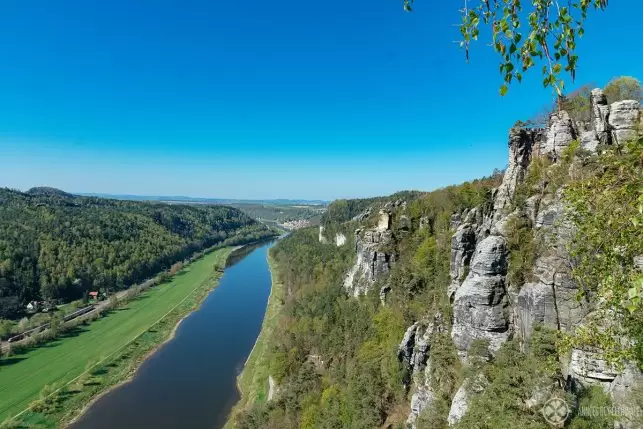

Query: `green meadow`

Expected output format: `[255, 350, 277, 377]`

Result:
[0, 247, 233, 427]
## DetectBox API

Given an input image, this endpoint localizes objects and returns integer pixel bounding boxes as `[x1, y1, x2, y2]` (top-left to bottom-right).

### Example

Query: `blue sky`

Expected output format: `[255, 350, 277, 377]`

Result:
[0, 0, 640, 200]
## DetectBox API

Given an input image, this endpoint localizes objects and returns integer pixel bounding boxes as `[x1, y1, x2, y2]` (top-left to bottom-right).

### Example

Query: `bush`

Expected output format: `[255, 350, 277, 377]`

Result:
[603, 76, 642, 104]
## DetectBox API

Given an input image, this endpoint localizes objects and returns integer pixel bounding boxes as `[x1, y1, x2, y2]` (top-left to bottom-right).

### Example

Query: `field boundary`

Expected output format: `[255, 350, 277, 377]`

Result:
[3, 247, 234, 426]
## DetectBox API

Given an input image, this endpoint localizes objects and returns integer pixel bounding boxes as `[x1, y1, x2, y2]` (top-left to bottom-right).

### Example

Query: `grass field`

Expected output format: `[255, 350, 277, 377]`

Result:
[0, 247, 233, 427]
[226, 251, 284, 427]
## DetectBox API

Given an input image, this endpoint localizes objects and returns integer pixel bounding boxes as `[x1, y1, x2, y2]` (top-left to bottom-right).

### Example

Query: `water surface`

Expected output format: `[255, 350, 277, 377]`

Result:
[71, 241, 274, 429]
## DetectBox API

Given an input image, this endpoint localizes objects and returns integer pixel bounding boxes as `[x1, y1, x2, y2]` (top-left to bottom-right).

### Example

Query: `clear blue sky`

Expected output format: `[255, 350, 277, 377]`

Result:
[0, 0, 640, 200]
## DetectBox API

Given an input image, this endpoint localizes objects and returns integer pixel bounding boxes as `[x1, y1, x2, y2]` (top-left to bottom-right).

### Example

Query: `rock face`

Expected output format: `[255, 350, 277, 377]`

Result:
[590, 88, 612, 146]
[452, 236, 510, 358]
[343, 204, 400, 296]
[540, 110, 577, 160]
[609, 100, 641, 145]
[448, 224, 476, 298]
[335, 233, 346, 246]
[447, 383, 469, 426]
[397, 315, 445, 428]
[493, 126, 540, 217]
[387, 88, 643, 425]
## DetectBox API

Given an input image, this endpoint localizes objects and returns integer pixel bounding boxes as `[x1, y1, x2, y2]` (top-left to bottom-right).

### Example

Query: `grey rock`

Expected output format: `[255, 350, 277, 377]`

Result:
[540, 110, 577, 160]
[380, 285, 391, 305]
[569, 348, 620, 387]
[580, 130, 600, 153]
[343, 228, 395, 296]
[609, 100, 640, 145]
[447, 383, 469, 426]
[515, 282, 559, 341]
[524, 195, 540, 226]
[590, 88, 612, 146]
[609, 364, 643, 429]
[268, 375, 279, 401]
[493, 125, 539, 218]
[335, 233, 346, 246]
[450, 224, 476, 283]
[635, 255, 643, 272]
[398, 323, 419, 368]
[406, 387, 434, 428]
[419, 216, 430, 230]
[469, 235, 508, 276]
[351, 207, 372, 222]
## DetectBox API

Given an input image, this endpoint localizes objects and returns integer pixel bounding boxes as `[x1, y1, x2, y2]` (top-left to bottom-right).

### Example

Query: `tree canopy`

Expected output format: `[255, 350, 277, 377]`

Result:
[405, 0, 608, 97]
[0, 188, 275, 318]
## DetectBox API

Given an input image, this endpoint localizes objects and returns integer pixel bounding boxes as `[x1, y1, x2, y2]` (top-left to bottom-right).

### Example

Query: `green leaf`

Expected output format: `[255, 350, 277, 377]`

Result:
[500, 84, 508, 96]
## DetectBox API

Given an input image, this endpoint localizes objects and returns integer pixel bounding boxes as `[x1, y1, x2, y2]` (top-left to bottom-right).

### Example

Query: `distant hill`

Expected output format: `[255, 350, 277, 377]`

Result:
[26, 186, 73, 198]
[75, 193, 329, 206]
[0, 187, 276, 318]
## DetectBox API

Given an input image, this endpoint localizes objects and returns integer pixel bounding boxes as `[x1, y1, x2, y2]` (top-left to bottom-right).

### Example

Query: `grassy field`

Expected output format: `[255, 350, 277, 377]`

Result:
[226, 251, 284, 427]
[0, 247, 233, 428]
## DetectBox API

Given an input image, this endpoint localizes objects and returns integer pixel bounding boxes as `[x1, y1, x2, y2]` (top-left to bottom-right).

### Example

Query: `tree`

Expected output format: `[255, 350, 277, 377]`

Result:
[603, 76, 642, 104]
[404, 0, 608, 98]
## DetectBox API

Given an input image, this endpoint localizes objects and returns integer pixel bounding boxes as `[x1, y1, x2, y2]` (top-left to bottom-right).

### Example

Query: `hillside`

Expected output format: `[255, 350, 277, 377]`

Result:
[231, 86, 642, 429]
[0, 189, 276, 318]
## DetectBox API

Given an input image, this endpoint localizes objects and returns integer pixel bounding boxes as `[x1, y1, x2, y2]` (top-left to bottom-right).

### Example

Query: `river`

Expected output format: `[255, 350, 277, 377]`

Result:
[70, 240, 275, 429]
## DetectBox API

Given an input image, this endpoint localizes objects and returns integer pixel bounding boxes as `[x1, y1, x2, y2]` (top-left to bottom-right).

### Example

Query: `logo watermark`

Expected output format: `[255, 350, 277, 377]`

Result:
[541, 396, 642, 426]
[542, 397, 569, 426]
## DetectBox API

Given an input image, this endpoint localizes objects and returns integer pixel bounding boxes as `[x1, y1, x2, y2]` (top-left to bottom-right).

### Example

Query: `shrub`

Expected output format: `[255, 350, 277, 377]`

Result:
[603, 76, 642, 104]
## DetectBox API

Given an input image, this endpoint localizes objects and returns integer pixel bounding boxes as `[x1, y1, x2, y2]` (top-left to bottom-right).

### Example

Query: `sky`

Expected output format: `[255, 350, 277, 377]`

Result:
[0, 0, 640, 201]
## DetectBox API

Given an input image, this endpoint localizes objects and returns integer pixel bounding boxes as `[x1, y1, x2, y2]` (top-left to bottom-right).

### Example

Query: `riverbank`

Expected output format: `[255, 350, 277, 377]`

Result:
[0, 247, 234, 429]
[225, 251, 285, 427]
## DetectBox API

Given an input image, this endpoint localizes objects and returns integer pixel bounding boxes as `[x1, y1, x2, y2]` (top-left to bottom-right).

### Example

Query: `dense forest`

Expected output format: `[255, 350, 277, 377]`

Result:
[232, 79, 642, 428]
[0, 187, 276, 319]
[233, 174, 506, 429]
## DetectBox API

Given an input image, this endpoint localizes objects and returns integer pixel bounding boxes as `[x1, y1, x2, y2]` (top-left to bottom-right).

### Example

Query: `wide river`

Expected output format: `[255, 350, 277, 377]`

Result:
[70, 240, 275, 429]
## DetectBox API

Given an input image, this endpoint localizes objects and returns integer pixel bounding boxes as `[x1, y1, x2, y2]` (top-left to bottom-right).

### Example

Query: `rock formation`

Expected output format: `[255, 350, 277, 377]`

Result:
[334, 87, 642, 426]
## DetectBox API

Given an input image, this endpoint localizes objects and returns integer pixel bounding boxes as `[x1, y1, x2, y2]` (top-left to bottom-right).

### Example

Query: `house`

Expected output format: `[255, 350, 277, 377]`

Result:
[88, 291, 99, 300]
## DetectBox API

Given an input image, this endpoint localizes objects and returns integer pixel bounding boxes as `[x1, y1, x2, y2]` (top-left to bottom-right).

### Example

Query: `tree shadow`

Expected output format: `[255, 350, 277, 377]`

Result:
[0, 356, 27, 366]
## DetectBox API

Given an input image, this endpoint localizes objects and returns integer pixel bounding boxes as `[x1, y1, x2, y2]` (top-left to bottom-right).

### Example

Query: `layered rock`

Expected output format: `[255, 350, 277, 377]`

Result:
[590, 88, 612, 146]
[609, 100, 641, 145]
[451, 235, 511, 358]
[493, 125, 540, 218]
[540, 110, 577, 160]
[398, 315, 445, 428]
[447, 224, 476, 299]
[343, 207, 397, 296]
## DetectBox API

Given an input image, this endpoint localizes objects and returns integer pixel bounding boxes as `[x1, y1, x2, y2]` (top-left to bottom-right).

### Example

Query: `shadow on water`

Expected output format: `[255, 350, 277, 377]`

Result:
[226, 238, 277, 268]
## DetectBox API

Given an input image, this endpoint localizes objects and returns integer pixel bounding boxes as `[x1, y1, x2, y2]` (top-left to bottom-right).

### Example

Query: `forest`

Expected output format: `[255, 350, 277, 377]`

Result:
[233, 174, 506, 429]
[0, 187, 276, 319]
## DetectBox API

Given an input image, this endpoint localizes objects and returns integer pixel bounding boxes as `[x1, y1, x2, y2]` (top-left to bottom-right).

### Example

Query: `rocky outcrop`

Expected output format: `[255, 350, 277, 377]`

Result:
[396, 88, 642, 425]
[398, 315, 445, 428]
[493, 126, 540, 217]
[343, 207, 397, 296]
[448, 224, 476, 299]
[447, 383, 469, 426]
[335, 233, 346, 246]
[540, 110, 577, 160]
[268, 375, 279, 401]
[343, 228, 395, 296]
[590, 88, 612, 146]
[452, 236, 511, 358]
[609, 100, 641, 145]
